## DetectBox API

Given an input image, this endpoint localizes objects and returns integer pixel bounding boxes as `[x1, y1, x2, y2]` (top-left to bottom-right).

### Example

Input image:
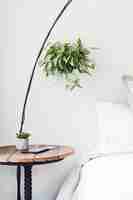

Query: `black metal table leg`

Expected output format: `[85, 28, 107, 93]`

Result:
[24, 166, 32, 200]
[17, 166, 21, 200]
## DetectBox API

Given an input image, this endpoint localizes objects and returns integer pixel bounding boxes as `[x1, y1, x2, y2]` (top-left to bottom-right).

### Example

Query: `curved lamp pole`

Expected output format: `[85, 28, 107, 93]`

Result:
[19, 0, 73, 133]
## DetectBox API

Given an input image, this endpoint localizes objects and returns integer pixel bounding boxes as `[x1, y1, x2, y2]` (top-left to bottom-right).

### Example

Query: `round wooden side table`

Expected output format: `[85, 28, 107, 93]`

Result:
[0, 144, 74, 200]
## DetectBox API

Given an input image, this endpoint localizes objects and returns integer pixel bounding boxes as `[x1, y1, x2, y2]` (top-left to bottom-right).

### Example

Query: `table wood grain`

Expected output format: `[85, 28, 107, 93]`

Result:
[0, 145, 74, 165]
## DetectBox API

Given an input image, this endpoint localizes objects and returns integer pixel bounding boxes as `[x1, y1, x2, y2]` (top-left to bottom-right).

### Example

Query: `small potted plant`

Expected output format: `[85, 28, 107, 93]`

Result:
[16, 132, 31, 151]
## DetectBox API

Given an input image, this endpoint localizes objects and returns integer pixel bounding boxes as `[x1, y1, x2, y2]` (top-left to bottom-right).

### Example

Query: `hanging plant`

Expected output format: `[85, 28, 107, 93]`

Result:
[39, 38, 96, 90]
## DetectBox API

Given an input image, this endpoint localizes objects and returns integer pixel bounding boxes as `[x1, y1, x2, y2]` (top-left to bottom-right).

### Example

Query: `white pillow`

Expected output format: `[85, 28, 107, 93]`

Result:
[78, 153, 133, 200]
[56, 165, 81, 200]
[96, 101, 133, 153]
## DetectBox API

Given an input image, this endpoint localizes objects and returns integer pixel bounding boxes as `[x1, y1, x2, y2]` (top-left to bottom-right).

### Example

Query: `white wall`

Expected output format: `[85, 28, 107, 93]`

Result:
[0, 0, 133, 199]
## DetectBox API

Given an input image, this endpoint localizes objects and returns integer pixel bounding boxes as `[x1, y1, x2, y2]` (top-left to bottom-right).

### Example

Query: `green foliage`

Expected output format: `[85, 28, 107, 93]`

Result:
[39, 38, 96, 90]
[16, 132, 31, 139]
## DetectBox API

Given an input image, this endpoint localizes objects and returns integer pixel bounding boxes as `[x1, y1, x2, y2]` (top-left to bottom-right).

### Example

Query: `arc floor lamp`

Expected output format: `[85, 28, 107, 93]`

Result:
[18, 0, 73, 135]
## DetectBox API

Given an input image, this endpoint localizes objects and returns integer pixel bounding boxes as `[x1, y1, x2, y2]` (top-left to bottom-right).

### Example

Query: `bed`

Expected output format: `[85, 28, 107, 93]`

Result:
[56, 100, 133, 200]
[56, 76, 133, 200]
[74, 152, 133, 200]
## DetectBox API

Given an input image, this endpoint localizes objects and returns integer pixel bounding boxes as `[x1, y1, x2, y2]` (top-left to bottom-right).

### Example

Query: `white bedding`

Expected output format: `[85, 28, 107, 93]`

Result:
[56, 101, 133, 200]
[56, 165, 81, 200]
[96, 102, 133, 153]
[76, 153, 133, 200]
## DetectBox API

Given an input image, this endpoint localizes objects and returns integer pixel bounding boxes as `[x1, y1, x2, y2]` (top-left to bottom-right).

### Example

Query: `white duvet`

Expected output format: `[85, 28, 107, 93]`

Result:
[74, 153, 133, 200]
[57, 153, 133, 200]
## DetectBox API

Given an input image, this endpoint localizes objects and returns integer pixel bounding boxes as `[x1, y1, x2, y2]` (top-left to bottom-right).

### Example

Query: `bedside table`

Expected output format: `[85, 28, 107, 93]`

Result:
[0, 144, 74, 200]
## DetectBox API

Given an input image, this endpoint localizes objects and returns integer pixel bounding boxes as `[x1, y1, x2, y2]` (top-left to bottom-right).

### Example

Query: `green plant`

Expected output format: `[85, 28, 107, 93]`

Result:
[39, 38, 96, 90]
[16, 132, 31, 139]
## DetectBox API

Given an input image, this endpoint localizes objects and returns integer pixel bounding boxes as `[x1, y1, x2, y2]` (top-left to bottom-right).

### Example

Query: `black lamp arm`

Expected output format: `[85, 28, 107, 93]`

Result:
[19, 0, 73, 133]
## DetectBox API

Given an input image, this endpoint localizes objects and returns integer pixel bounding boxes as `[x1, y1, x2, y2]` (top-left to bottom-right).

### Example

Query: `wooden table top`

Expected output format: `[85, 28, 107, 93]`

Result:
[0, 145, 74, 166]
